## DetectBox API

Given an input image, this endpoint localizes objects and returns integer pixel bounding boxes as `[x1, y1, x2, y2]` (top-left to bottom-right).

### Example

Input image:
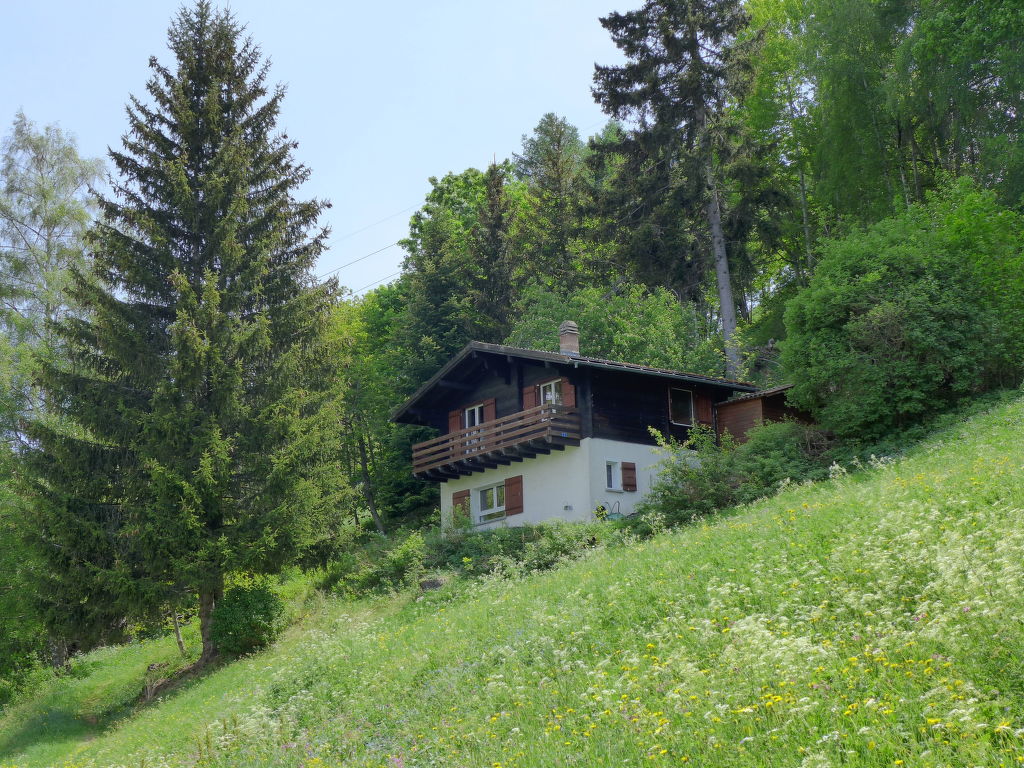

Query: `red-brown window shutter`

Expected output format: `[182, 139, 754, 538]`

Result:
[452, 489, 470, 510]
[622, 462, 638, 492]
[504, 475, 524, 515]
[560, 378, 576, 407]
[522, 385, 538, 409]
[448, 409, 462, 433]
[483, 398, 497, 422]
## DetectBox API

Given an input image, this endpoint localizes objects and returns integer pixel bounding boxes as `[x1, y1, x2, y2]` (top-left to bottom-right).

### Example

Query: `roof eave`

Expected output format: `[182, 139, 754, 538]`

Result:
[389, 341, 482, 424]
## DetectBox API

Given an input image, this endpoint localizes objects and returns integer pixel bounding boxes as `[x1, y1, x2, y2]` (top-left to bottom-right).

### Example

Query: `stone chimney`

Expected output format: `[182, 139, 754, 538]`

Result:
[559, 320, 580, 356]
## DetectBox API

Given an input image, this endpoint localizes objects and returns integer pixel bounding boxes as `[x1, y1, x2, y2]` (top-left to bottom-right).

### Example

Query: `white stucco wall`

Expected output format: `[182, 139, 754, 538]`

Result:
[584, 437, 664, 519]
[440, 437, 665, 531]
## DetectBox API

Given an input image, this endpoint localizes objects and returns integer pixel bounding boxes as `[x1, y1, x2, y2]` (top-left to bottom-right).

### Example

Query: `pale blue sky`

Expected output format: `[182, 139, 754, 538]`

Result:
[1, 1, 633, 294]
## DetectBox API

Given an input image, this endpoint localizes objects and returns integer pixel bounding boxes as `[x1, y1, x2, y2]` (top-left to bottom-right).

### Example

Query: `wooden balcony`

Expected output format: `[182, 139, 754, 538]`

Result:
[412, 404, 581, 480]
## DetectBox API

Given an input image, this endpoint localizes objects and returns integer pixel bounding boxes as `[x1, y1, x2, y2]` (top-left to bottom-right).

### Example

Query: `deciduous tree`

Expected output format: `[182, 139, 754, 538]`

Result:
[0, 112, 101, 443]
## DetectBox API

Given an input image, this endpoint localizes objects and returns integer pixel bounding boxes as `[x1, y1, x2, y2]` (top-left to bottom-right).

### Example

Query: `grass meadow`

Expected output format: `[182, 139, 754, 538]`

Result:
[2, 395, 1024, 767]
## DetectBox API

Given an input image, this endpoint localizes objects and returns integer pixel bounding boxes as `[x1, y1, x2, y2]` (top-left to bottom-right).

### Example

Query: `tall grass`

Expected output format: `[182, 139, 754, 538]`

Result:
[4, 396, 1024, 767]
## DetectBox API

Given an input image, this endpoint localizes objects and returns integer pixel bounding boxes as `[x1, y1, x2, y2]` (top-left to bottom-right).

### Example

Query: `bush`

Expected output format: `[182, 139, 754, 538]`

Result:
[425, 521, 615, 576]
[325, 531, 427, 596]
[210, 579, 285, 657]
[782, 179, 1024, 439]
[371, 531, 427, 590]
[635, 426, 743, 526]
[732, 421, 832, 503]
[636, 421, 832, 527]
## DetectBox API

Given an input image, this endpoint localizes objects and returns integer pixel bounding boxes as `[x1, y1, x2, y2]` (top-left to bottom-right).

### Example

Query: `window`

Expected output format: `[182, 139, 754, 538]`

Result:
[605, 461, 622, 491]
[477, 481, 506, 523]
[464, 404, 484, 428]
[669, 388, 694, 426]
[538, 379, 563, 405]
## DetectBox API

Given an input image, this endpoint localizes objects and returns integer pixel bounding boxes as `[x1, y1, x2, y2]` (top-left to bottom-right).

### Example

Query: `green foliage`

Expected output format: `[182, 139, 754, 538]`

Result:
[592, 0, 774, 376]
[210, 580, 285, 657]
[21, 3, 344, 661]
[636, 420, 831, 528]
[368, 532, 426, 591]
[731, 420, 832, 500]
[323, 532, 427, 596]
[0, 111, 101, 444]
[505, 282, 723, 375]
[399, 163, 525, 380]
[0, 450, 48, 707]
[782, 180, 1024, 438]
[512, 113, 592, 284]
[425, 521, 615, 576]
[323, 292, 436, 535]
[637, 426, 742, 525]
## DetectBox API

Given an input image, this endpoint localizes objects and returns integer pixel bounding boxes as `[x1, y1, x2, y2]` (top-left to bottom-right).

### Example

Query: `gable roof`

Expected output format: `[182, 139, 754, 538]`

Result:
[391, 341, 757, 424]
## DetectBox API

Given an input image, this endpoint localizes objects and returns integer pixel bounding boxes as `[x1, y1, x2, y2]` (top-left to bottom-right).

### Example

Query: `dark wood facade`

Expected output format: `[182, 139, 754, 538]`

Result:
[392, 342, 760, 480]
[588, 368, 717, 445]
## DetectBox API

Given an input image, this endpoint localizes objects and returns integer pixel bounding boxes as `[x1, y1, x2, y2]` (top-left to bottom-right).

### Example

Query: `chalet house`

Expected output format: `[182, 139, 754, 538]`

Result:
[392, 321, 766, 530]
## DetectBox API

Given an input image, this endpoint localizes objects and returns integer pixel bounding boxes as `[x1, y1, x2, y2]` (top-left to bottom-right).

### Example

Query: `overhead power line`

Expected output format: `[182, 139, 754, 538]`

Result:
[352, 271, 401, 296]
[317, 242, 399, 280]
[333, 204, 418, 243]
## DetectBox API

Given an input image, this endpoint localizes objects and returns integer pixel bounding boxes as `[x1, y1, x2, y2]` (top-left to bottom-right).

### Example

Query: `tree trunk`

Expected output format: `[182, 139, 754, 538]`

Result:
[195, 576, 223, 668]
[704, 157, 740, 378]
[686, 15, 739, 380]
[357, 430, 386, 535]
[171, 610, 187, 657]
[50, 636, 69, 670]
[695, 97, 739, 378]
[797, 162, 814, 276]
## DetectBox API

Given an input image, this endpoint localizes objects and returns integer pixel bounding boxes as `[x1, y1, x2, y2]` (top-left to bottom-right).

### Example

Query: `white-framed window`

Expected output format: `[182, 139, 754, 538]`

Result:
[605, 460, 622, 491]
[538, 379, 563, 405]
[464, 403, 484, 428]
[669, 387, 694, 426]
[476, 481, 506, 524]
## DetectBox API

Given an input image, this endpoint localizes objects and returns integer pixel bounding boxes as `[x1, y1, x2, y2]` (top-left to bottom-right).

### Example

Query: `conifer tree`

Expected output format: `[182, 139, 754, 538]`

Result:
[23, 2, 339, 667]
[514, 114, 588, 277]
[593, 0, 755, 377]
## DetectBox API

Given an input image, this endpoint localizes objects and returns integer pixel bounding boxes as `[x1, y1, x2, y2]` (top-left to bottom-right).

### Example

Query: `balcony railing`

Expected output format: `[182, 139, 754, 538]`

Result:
[412, 404, 581, 479]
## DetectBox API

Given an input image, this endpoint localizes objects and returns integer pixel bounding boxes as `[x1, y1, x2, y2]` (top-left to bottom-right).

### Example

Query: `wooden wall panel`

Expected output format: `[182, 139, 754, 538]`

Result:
[716, 399, 764, 443]
[694, 392, 714, 425]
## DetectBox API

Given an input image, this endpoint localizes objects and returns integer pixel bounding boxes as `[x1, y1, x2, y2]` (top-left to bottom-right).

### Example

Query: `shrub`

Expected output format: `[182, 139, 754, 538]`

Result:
[782, 179, 1024, 439]
[374, 531, 426, 589]
[636, 421, 832, 527]
[732, 421, 832, 503]
[210, 579, 285, 657]
[424, 521, 615, 576]
[635, 426, 743, 526]
[328, 531, 427, 596]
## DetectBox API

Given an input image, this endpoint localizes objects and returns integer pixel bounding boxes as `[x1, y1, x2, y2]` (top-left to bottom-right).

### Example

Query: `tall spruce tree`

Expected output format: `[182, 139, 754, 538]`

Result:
[593, 0, 755, 377]
[23, 2, 338, 667]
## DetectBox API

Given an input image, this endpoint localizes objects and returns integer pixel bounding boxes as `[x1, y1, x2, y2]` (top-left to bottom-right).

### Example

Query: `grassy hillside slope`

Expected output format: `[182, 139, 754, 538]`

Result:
[3, 396, 1024, 768]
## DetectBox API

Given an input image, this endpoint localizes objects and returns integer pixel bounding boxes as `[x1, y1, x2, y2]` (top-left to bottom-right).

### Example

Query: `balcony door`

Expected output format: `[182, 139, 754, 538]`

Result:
[463, 403, 484, 452]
